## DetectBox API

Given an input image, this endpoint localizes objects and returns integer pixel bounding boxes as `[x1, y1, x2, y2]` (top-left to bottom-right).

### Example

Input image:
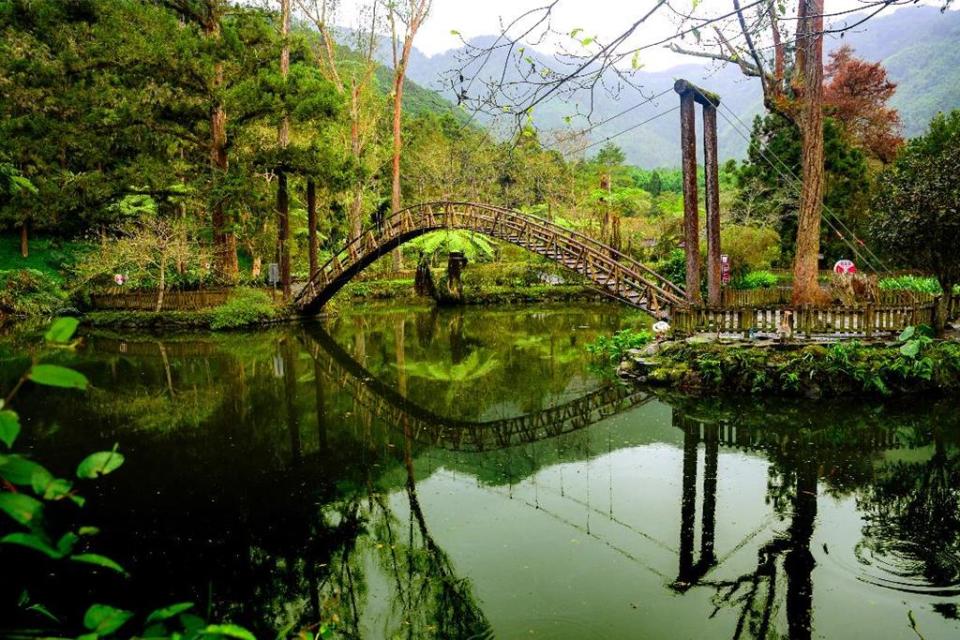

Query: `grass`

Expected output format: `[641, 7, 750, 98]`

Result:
[0, 234, 91, 283]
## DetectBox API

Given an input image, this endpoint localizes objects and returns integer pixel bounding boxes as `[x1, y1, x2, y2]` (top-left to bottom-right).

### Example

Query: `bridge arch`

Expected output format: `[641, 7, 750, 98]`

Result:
[295, 202, 685, 317]
[301, 327, 653, 452]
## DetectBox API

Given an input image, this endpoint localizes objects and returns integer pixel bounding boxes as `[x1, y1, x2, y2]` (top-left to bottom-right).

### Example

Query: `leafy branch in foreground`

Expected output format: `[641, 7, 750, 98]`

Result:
[0, 318, 255, 639]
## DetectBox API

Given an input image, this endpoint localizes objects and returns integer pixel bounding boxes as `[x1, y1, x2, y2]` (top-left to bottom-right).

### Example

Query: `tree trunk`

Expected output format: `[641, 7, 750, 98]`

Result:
[277, 0, 291, 299]
[307, 178, 318, 277]
[156, 253, 166, 313]
[348, 86, 364, 246]
[934, 279, 955, 337]
[390, 70, 405, 271]
[210, 79, 238, 280]
[19, 221, 28, 259]
[277, 172, 291, 298]
[791, 0, 826, 306]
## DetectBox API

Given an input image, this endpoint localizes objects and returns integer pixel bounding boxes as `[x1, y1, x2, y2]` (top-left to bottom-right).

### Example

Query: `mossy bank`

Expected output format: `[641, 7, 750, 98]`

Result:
[608, 329, 960, 398]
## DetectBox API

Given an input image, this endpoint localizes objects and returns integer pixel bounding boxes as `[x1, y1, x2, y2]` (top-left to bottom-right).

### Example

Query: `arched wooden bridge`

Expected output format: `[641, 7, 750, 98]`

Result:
[294, 202, 685, 317]
[300, 327, 653, 452]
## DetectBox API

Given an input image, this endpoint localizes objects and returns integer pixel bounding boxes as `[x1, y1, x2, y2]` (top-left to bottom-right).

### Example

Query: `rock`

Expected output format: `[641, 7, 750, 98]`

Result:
[641, 342, 661, 357]
[617, 360, 637, 376]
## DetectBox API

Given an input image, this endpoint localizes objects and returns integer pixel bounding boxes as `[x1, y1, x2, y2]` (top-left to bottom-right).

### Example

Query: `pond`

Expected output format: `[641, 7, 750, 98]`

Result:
[2, 303, 960, 639]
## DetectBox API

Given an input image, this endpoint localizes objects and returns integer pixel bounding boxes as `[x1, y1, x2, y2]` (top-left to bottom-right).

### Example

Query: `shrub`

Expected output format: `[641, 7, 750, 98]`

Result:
[719, 225, 781, 280]
[735, 270, 779, 290]
[655, 249, 687, 287]
[0, 268, 67, 315]
[208, 288, 278, 330]
[879, 275, 959, 295]
[587, 329, 653, 364]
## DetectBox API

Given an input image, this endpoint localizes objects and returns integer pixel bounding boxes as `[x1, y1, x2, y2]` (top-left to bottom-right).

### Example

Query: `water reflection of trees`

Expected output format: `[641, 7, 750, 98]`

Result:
[314, 431, 491, 639]
[668, 395, 960, 639]
[324, 306, 637, 422]
[18, 322, 960, 638]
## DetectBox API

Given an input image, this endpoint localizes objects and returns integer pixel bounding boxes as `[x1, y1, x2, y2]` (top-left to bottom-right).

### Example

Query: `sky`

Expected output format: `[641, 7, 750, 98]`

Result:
[333, 0, 955, 71]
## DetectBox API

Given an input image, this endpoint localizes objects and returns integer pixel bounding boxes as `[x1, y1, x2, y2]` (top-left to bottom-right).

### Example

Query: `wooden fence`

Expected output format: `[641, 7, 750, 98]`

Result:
[89, 289, 231, 311]
[720, 287, 937, 308]
[672, 301, 948, 339]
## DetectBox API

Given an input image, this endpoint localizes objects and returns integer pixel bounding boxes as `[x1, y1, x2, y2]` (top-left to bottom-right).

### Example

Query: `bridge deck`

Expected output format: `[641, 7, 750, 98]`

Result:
[295, 202, 685, 318]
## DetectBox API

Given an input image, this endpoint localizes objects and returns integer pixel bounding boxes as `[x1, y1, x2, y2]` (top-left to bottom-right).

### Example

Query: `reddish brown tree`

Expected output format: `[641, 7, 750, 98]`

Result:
[824, 45, 903, 163]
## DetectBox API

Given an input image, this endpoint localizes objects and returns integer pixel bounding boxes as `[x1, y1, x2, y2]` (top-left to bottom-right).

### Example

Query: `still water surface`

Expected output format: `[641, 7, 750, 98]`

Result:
[4, 303, 960, 639]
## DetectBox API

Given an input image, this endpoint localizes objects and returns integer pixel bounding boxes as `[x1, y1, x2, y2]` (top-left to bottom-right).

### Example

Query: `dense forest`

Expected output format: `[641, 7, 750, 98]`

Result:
[0, 0, 954, 321]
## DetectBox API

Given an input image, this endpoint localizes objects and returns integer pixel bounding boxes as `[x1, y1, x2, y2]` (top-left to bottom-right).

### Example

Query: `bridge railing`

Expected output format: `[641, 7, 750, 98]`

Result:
[672, 302, 938, 338]
[295, 202, 686, 311]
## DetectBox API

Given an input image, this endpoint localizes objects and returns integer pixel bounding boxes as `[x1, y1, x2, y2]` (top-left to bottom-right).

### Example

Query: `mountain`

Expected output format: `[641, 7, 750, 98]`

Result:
[388, 6, 960, 166]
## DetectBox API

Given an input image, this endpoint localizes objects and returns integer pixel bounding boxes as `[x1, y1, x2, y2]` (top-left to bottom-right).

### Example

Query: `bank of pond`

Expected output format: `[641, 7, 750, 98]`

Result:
[1, 304, 959, 639]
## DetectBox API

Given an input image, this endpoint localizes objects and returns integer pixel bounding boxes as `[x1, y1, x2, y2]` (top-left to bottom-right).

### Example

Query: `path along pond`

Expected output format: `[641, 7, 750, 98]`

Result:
[3, 303, 960, 639]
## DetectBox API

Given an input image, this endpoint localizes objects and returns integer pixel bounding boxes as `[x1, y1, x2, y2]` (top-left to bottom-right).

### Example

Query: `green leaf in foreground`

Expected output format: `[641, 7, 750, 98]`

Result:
[202, 623, 257, 640]
[28, 364, 88, 390]
[0, 454, 51, 486]
[76, 449, 125, 479]
[146, 602, 194, 624]
[900, 341, 921, 358]
[71, 553, 127, 575]
[0, 493, 44, 526]
[44, 317, 79, 344]
[1, 532, 63, 558]
[83, 604, 133, 635]
[0, 410, 20, 449]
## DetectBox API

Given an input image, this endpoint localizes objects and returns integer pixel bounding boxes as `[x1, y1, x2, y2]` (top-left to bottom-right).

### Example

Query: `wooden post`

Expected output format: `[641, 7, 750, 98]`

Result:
[702, 103, 722, 306]
[675, 81, 701, 303]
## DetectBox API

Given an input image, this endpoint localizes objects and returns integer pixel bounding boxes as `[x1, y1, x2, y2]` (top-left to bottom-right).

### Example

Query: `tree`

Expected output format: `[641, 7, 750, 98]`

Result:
[733, 113, 869, 264]
[297, 0, 384, 258]
[386, 0, 432, 270]
[277, 0, 292, 297]
[594, 142, 626, 169]
[823, 46, 903, 163]
[871, 111, 960, 334]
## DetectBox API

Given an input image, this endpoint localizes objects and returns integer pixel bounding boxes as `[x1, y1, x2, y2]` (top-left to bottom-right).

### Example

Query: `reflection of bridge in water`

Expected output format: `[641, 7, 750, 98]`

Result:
[301, 327, 654, 452]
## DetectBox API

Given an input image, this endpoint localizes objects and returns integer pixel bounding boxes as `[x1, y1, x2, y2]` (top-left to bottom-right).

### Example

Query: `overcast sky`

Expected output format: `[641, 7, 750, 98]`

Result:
[333, 0, 954, 71]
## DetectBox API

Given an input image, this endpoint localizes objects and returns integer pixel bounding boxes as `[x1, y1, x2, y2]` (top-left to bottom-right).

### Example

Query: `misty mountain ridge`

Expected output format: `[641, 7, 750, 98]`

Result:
[381, 6, 960, 167]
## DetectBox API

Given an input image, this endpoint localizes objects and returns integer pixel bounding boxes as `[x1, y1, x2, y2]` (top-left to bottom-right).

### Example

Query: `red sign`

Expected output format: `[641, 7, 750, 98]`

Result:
[833, 259, 857, 275]
[721, 254, 731, 285]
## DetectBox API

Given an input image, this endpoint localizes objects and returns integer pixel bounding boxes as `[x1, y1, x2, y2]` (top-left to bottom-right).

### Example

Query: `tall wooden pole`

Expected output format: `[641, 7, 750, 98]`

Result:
[703, 103, 722, 306]
[676, 81, 701, 303]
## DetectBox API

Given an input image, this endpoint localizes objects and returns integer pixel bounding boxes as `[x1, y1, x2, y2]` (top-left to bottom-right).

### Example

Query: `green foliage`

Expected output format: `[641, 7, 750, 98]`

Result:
[411, 230, 495, 263]
[208, 288, 278, 330]
[719, 225, 781, 280]
[27, 364, 88, 390]
[655, 249, 687, 287]
[642, 332, 960, 397]
[0, 318, 255, 637]
[733, 114, 870, 262]
[879, 275, 946, 295]
[872, 110, 960, 295]
[0, 269, 67, 316]
[76, 448, 126, 479]
[586, 329, 653, 364]
[735, 270, 780, 290]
